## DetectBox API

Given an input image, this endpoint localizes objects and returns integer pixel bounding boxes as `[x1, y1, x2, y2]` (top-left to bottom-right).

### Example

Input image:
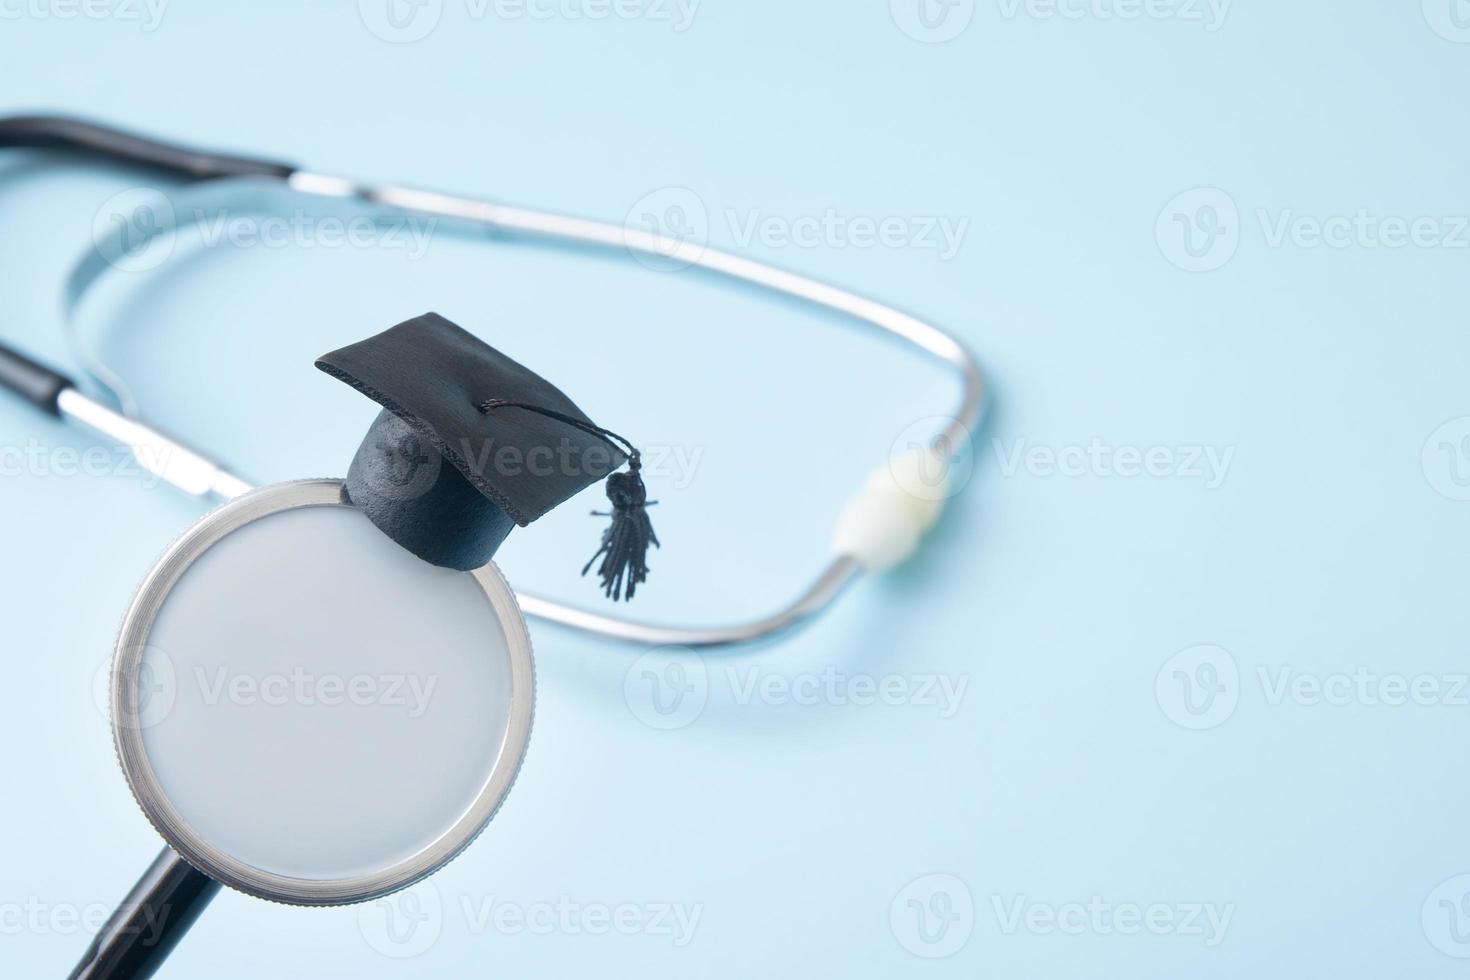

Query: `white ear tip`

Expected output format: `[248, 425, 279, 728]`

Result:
[883, 449, 949, 528]
[832, 452, 952, 572]
[833, 489, 921, 572]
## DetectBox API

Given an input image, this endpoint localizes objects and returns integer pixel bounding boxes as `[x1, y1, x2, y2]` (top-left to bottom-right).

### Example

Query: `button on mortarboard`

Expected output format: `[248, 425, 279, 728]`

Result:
[317, 313, 627, 571]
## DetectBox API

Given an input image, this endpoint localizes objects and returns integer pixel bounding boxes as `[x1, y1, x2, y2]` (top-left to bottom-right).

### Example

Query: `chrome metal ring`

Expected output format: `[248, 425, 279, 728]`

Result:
[111, 478, 535, 906]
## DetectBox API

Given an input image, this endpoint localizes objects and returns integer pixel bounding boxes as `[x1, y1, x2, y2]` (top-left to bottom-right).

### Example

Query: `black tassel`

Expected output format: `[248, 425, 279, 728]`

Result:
[584, 455, 659, 601]
[480, 398, 657, 601]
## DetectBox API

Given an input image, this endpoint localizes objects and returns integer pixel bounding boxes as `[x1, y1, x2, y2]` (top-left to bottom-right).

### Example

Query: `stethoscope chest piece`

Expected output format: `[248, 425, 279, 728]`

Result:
[111, 479, 534, 906]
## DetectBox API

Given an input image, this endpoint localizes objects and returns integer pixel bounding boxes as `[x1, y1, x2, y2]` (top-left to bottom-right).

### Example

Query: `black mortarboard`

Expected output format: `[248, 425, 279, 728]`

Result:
[317, 313, 657, 597]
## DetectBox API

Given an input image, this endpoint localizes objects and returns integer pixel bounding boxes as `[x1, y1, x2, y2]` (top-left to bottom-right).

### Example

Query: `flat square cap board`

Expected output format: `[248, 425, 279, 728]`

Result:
[316, 312, 627, 525]
[111, 480, 535, 906]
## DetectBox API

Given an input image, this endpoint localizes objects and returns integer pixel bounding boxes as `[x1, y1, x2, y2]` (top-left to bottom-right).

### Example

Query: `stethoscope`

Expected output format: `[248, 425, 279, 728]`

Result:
[1, 114, 984, 651]
[0, 116, 986, 978]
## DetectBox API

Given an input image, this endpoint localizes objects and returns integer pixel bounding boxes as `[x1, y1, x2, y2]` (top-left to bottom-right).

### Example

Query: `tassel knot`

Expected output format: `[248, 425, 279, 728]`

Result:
[583, 456, 659, 601]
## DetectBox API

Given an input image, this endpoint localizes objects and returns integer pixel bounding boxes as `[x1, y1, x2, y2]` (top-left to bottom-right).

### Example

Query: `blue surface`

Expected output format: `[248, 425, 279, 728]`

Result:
[2, 2, 1469, 977]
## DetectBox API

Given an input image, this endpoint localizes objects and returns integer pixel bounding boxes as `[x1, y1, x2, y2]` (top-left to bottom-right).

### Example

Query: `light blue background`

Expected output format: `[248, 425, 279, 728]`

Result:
[2, 1, 1468, 976]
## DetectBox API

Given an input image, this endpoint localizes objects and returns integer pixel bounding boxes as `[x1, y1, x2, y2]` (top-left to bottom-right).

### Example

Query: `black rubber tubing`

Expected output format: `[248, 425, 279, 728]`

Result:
[0, 115, 295, 413]
[0, 342, 73, 416]
[0, 114, 296, 182]
[66, 847, 222, 980]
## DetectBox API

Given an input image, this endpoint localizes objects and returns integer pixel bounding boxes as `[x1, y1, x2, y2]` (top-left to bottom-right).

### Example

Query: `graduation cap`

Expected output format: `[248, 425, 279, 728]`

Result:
[316, 312, 658, 600]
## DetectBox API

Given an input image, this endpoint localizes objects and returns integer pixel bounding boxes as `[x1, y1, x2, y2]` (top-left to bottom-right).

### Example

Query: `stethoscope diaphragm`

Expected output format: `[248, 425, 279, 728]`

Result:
[111, 479, 534, 906]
